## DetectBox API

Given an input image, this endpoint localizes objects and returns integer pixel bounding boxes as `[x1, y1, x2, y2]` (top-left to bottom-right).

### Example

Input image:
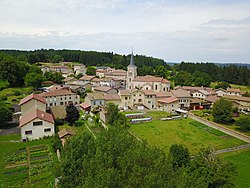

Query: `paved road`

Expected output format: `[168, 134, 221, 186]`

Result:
[188, 113, 250, 143]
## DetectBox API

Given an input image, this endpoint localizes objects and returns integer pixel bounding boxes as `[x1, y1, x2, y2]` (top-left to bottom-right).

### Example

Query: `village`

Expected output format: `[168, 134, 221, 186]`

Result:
[17, 51, 250, 141]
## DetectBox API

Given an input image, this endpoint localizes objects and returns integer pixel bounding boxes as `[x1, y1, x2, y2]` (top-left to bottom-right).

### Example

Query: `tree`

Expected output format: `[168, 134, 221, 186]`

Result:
[0, 80, 10, 91]
[235, 116, 250, 130]
[52, 55, 64, 63]
[24, 72, 45, 89]
[28, 64, 43, 74]
[212, 98, 233, 123]
[192, 71, 212, 87]
[0, 102, 12, 127]
[175, 71, 192, 86]
[44, 72, 64, 84]
[169, 144, 190, 168]
[106, 103, 127, 127]
[60, 128, 175, 188]
[215, 81, 231, 90]
[75, 73, 83, 79]
[155, 65, 168, 78]
[181, 147, 236, 188]
[0, 56, 29, 86]
[86, 66, 96, 75]
[65, 103, 80, 125]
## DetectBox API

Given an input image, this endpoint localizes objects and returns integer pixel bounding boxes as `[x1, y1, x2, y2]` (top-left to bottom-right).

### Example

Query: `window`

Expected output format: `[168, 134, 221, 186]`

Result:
[139, 94, 141, 96]
[33, 121, 43, 126]
[69, 97, 71, 99]
[65, 102, 67, 105]
[163, 87, 165, 91]
[44, 128, 51, 132]
[134, 94, 136, 97]
[94, 101, 96, 105]
[172, 104, 174, 107]
[125, 97, 128, 100]
[129, 78, 132, 82]
[50, 103, 53, 106]
[148, 101, 151, 104]
[65, 97, 67, 100]
[61, 98, 62, 100]
[25, 130, 32, 135]
[138, 99, 142, 102]
[60, 102, 63, 105]
[155, 85, 158, 90]
[146, 87, 148, 90]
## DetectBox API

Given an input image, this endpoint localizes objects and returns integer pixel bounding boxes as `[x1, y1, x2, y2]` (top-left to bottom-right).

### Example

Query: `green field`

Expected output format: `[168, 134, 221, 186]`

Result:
[0, 134, 55, 187]
[220, 148, 250, 188]
[210, 82, 250, 93]
[130, 118, 246, 154]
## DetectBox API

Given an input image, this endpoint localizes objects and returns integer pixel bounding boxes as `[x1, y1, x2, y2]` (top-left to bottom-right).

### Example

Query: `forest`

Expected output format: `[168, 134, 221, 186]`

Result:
[0, 49, 250, 87]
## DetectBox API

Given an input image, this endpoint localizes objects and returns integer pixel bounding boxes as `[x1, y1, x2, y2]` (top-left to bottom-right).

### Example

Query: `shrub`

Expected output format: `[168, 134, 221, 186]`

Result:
[55, 118, 64, 126]
[235, 116, 250, 130]
[52, 133, 62, 152]
[0, 95, 7, 101]
[14, 90, 21, 96]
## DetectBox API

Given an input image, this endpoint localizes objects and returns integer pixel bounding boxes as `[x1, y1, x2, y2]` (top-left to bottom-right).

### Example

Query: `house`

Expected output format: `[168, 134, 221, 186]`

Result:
[192, 89, 216, 99]
[157, 97, 179, 113]
[85, 93, 105, 111]
[223, 95, 250, 111]
[58, 128, 75, 146]
[215, 88, 227, 97]
[171, 89, 191, 109]
[70, 85, 85, 93]
[93, 86, 118, 94]
[104, 94, 121, 107]
[73, 64, 86, 75]
[226, 88, 241, 96]
[19, 94, 46, 116]
[50, 106, 67, 119]
[79, 101, 91, 112]
[79, 75, 96, 85]
[40, 89, 80, 107]
[19, 109, 54, 141]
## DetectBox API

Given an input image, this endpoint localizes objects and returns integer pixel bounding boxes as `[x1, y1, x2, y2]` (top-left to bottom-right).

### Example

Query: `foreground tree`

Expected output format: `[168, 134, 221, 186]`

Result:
[169, 144, 190, 168]
[212, 98, 233, 124]
[60, 128, 176, 188]
[0, 102, 12, 127]
[181, 148, 236, 188]
[60, 129, 236, 188]
[65, 103, 80, 125]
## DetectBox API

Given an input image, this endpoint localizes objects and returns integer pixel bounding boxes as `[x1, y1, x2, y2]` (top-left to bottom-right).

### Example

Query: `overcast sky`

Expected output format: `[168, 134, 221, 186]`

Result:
[0, 0, 250, 63]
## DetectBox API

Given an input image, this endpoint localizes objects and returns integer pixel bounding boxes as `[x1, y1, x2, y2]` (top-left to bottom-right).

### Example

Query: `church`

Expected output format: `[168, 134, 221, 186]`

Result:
[126, 51, 170, 92]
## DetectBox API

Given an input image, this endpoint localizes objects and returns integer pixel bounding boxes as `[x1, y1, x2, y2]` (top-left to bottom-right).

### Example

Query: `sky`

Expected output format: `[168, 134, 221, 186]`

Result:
[0, 0, 250, 63]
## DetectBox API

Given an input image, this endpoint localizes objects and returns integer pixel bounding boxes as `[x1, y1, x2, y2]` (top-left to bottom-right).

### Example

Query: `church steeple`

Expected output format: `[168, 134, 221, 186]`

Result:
[129, 50, 135, 66]
[127, 50, 137, 90]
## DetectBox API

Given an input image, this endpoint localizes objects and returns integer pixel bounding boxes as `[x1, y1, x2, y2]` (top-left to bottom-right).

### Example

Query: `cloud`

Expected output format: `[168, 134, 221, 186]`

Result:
[0, 0, 250, 63]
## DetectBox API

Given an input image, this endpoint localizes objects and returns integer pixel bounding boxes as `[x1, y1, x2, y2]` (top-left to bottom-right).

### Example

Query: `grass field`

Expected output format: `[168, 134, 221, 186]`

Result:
[191, 110, 250, 136]
[220, 148, 250, 188]
[130, 118, 246, 154]
[0, 134, 55, 187]
[210, 82, 250, 93]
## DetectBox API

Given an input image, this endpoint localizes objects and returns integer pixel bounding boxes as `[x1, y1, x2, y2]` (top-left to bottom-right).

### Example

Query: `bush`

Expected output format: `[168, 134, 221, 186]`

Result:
[0, 95, 7, 101]
[55, 118, 64, 126]
[52, 133, 62, 152]
[14, 90, 21, 96]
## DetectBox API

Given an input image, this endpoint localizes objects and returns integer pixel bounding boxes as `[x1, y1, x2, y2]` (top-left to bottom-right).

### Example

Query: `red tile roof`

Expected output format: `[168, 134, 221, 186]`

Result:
[227, 88, 241, 93]
[40, 89, 74, 97]
[142, 90, 156, 95]
[133, 75, 170, 83]
[80, 101, 91, 109]
[157, 97, 179, 104]
[119, 90, 131, 95]
[171, 89, 191, 98]
[104, 94, 121, 101]
[19, 94, 46, 106]
[19, 109, 54, 127]
[155, 92, 172, 98]
[79, 75, 96, 81]
[205, 95, 220, 103]
[94, 86, 113, 92]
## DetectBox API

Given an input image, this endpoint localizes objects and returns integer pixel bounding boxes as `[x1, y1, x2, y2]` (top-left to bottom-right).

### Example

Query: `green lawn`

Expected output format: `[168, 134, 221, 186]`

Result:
[0, 87, 33, 104]
[130, 118, 246, 154]
[146, 111, 171, 120]
[0, 134, 55, 187]
[220, 148, 250, 188]
[210, 82, 250, 93]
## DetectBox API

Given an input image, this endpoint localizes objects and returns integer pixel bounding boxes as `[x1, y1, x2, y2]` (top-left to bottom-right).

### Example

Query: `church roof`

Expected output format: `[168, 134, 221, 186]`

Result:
[129, 51, 135, 66]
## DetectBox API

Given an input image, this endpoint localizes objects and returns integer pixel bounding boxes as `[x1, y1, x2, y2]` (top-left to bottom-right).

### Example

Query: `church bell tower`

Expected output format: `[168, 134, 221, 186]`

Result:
[126, 51, 137, 90]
